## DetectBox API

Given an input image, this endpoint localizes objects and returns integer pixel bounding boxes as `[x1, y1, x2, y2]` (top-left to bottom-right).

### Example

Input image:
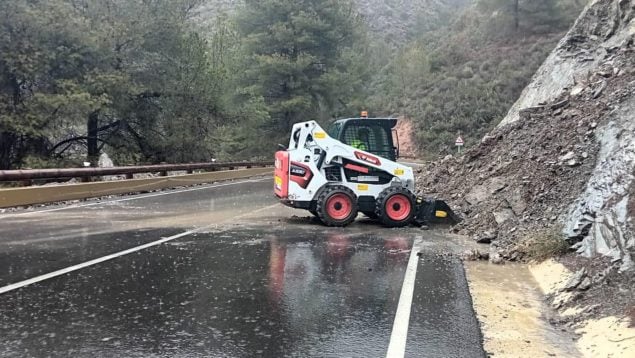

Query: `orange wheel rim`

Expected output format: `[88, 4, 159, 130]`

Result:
[326, 194, 353, 220]
[385, 195, 411, 221]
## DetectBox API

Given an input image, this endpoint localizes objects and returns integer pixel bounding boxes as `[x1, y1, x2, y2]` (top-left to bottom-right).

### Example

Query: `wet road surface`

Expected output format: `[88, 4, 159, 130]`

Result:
[0, 177, 484, 357]
[0, 179, 272, 285]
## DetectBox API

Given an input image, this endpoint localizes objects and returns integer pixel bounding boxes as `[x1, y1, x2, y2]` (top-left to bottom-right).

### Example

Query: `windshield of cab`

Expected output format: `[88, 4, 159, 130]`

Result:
[340, 122, 394, 160]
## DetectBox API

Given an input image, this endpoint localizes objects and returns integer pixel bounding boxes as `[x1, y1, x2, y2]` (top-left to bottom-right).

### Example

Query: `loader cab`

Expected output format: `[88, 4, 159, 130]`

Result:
[327, 117, 399, 161]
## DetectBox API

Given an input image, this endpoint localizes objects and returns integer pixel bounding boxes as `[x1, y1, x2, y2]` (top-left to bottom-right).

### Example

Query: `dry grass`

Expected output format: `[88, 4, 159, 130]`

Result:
[515, 227, 570, 262]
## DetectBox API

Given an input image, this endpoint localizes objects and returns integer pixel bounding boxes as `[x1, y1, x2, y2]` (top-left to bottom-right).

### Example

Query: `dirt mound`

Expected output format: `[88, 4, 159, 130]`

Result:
[394, 118, 418, 158]
[414, 0, 635, 337]
[416, 44, 635, 261]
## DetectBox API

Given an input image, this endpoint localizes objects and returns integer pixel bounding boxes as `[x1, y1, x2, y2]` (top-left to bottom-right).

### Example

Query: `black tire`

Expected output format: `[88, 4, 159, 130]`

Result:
[315, 185, 358, 227]
[375, 187, 416, 227]
[362, 211, 378, 219]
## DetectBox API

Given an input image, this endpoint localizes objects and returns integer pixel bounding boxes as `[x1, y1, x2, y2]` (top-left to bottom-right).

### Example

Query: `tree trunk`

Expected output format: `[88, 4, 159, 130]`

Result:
[1, 74, 21, 169]
[87, 111, 99, 166]
[0, 132, 16, 170]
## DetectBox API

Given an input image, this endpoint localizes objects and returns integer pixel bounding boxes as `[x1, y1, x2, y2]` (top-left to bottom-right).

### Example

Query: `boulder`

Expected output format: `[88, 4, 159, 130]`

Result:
[465, 177, 507, 205]
[563, 268, 587, 291]
[475, 231, 497, 244]
[494, 208, 516, 225]
[489, 252, 504, 265]
[559, 151, 575, 162]
[578, 277, 592, 291]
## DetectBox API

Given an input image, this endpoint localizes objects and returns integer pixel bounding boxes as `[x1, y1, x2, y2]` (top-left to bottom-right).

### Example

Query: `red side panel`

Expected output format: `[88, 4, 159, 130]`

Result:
[344, 163, 369, 174]
[290, 161, 314, 189]
[354, 151, 381, 166]
[274, 151, 289, 198]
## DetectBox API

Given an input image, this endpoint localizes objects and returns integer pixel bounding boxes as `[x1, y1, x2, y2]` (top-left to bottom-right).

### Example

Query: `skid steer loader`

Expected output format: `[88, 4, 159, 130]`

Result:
[274, 113, 459, 227]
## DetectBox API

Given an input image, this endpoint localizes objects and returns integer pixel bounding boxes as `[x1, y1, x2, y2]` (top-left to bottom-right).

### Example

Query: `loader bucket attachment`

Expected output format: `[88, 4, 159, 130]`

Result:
[414, 198, 461, 226]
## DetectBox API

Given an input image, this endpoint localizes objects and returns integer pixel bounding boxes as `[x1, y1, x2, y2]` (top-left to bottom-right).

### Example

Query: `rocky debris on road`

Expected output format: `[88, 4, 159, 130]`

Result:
[545, 254, 635, 334]
[416, 12, 635, 266]
[563, 268, 587, 291]
[461, 249, 489, 261]
[417, 0, 635, 324]
[416, 59, 630, 254]
[417, 49, 635, 317]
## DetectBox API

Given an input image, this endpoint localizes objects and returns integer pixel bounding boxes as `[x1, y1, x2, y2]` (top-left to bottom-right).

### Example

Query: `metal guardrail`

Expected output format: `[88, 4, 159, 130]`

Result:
[0, 164, 273, 208]
[0, 161, 272, 183]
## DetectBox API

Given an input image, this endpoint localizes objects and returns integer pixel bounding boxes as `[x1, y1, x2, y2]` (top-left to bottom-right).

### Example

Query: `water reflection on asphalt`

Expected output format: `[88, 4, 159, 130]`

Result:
[0, 228, 412, 357]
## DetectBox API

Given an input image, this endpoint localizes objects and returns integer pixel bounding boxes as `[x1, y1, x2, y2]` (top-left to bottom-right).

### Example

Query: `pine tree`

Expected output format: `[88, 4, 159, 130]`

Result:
[476, 0, 571, 35]
[0, 0, 228, 168]
[235, 0, 360, 138]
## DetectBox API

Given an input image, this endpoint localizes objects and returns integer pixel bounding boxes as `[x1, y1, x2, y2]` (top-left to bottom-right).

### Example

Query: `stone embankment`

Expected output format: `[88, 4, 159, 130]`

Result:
[417, 0, 634, 324]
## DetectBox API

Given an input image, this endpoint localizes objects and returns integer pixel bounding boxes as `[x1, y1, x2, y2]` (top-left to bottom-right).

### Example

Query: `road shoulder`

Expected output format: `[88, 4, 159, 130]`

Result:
[465, 261, 580, 357]
[530, 259, 635, 357]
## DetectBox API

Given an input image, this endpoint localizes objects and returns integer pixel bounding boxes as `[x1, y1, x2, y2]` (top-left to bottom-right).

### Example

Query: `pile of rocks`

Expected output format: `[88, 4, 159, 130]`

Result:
[416, 34, 635, 264]
[416, 0, 635, 328]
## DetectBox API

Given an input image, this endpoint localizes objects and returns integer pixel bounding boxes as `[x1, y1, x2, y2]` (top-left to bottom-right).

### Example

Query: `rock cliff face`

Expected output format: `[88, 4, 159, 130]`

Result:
[500, 0, 635, 271]
[500, 0, 635, 127]
[394, 118, 419, 158]
[417, 0, 635, 272]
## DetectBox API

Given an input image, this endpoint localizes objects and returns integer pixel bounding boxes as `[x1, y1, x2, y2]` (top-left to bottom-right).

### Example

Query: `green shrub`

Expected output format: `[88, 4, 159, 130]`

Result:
[515, 227, 570, 262]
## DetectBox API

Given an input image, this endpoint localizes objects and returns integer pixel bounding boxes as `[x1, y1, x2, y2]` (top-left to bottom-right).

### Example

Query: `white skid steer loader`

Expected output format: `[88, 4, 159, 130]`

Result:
[274, 114, 459, 227]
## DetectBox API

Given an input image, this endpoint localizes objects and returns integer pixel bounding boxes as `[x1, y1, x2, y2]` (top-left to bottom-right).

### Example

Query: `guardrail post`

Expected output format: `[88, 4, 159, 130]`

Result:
[125, 173, 134, 180]
[159, 171, 168, 177]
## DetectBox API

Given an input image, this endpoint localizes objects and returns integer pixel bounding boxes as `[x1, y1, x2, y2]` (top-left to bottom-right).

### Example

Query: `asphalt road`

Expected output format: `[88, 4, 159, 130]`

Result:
[0, 177, 484, 357]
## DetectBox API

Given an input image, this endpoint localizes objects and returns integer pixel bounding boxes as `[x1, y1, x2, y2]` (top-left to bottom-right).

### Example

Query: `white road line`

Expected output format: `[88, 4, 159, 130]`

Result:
[0, 230, 197, 295]
[0, 177, 269, 218]
[0, 203, 279, 295]
[386, 237, 423, 358]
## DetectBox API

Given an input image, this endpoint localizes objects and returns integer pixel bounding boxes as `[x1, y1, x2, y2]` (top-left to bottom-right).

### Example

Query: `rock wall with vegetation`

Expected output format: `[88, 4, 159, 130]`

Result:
[354, 0, 469, 45]
[364, 0, 585, 156]
[499, 0, 635, 271]
[418, 0, 635, 273]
